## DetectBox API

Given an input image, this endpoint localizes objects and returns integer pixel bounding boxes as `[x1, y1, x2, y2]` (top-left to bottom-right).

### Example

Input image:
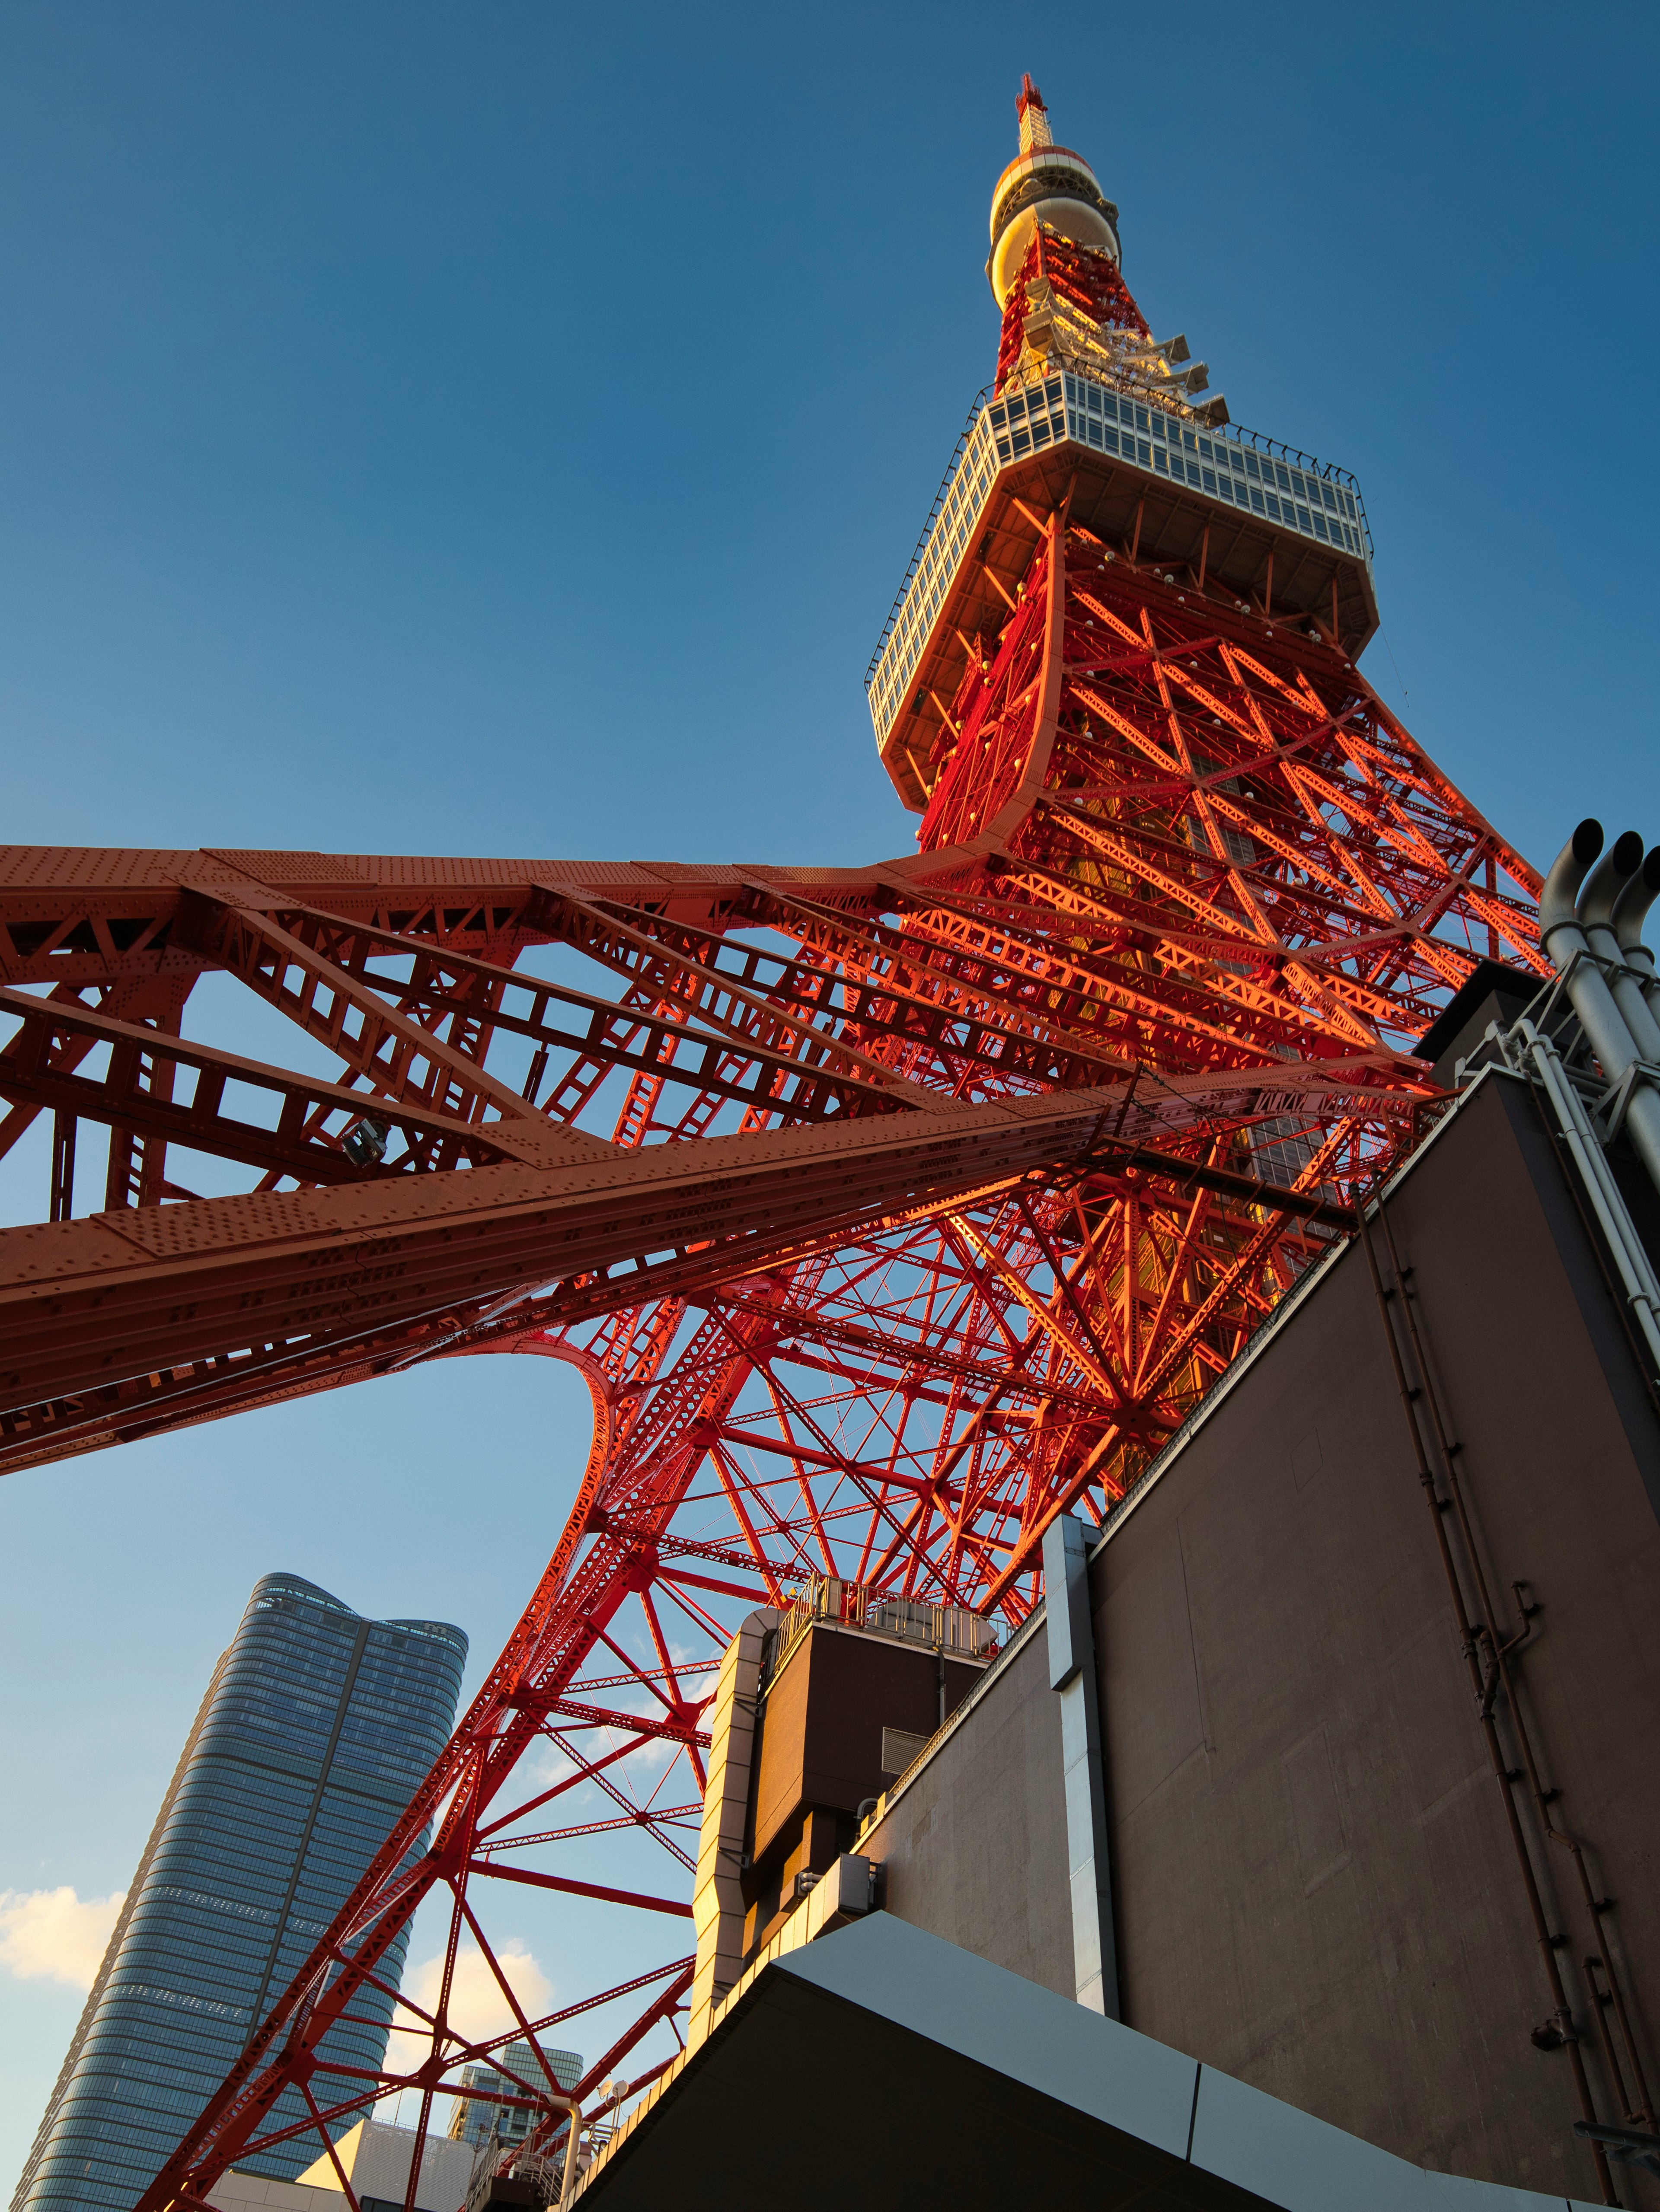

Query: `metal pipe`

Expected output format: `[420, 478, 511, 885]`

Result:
[1376, 1204, 1655, 2131]
[1539, 822, 1660, 1203]
[1502, 1017, 1660, 1383]
[1612, 846, 1660, 1023]
[1356, 1199, 1619, 2205]
[1579, 837, 1660, 1067]
[549, 2094, 584, 2209]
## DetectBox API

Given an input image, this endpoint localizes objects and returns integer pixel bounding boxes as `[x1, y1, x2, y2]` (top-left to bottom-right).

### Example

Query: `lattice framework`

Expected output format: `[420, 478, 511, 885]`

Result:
[0, 494, 1546, 2212]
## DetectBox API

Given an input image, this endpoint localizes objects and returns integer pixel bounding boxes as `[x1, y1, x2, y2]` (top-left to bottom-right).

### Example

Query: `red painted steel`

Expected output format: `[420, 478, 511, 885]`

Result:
[994, 226, 1148, 394]
[0, 108, 1552, 2212]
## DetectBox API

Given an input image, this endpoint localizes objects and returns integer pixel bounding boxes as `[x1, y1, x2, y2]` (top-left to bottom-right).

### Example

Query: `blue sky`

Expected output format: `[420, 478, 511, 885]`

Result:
[1, 0, 1657, 2194]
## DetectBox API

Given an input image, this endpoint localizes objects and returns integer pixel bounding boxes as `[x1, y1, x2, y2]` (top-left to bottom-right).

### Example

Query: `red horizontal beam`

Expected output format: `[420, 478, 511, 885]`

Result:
[0, 1063, 1383, 1428]
[465, 1860, 694, 1919]
[0, 986, 503, 1178]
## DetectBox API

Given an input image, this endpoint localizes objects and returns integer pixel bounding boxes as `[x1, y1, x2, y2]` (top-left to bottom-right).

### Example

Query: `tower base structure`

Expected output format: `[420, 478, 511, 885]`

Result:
[636, 1061, 1660, 2209]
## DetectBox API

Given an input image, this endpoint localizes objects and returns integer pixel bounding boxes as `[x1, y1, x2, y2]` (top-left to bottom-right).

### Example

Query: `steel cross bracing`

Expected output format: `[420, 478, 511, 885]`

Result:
[0, 515, 1543, 2212]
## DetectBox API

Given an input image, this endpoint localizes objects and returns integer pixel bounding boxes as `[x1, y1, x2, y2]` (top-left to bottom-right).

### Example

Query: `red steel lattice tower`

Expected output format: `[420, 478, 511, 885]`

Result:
[0, 78, 1547, 2212]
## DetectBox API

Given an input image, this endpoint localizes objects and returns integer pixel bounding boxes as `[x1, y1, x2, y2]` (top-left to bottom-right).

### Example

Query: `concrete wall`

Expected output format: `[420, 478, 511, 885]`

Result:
[208, 2174, 341, 2212]
[852, 1071, 1660, 2203]
[1093, 1071, 1660, 2203]
[864, 1619, 1073, 2001]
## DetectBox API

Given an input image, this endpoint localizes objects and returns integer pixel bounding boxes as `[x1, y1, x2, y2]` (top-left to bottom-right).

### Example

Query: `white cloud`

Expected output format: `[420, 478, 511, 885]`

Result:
[389, 1937, 553, 2057]
[0, 1886, 125, 1990]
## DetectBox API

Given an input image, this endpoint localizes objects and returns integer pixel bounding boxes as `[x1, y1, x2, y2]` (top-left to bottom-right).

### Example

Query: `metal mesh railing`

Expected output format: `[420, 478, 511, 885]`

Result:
[770, 1575, 998, 1678]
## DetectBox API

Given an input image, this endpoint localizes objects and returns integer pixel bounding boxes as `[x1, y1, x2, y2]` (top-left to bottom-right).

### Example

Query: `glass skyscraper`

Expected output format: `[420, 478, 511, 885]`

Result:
[445, 2040, 582, 2160]
[11, 1572, 468, 2212]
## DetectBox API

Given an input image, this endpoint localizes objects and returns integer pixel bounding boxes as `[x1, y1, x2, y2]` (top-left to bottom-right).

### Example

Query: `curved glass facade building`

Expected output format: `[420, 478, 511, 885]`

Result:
[11, 1573, 467, 2212]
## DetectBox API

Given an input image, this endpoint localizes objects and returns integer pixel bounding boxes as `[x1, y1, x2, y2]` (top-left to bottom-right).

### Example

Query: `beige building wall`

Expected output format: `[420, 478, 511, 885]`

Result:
[687, 1607, 776, 2044]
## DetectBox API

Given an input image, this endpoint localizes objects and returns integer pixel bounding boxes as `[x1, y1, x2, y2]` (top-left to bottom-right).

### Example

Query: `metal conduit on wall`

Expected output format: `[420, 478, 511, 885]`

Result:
[1538, 822, 1660, 1207]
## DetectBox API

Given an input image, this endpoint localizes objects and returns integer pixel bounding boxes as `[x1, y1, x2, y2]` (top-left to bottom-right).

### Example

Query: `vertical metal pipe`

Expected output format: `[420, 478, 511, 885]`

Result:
[1612, 848, 1660, 1023]
[1357, 1201, 1618, 2205]
[1539, 823, 1660, 1205]
[1501, 1016, 1660, 1384]
[1376, 1204, 1655, 2131]
[1579, 841, 1660, 1066]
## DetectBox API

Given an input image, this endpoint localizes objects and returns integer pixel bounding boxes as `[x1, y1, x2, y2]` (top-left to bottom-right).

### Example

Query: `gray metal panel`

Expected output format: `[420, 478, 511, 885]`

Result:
[1191, 2064, 1436, 2212]
[578, 1914, 1593, 2212]
[778, 1912, 1197, 2154]
[1044, 1511, 1093, 1689]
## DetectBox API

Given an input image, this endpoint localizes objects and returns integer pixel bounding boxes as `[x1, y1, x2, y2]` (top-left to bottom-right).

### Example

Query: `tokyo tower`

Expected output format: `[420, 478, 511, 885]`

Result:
[0, 76, 1545, 2211]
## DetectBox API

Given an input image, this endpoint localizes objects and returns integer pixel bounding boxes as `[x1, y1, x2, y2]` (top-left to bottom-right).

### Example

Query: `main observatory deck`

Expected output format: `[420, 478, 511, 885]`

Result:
[867, 378, 1379, 811]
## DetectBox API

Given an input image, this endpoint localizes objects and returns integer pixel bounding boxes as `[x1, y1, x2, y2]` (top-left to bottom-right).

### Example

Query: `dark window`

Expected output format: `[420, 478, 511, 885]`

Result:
[1275, 462, 1292, 491]
[1012, 427, 1031, 453]
[1103, 424, 1119, 452]
[1154, 447, 1168, 473]
[1088, 419, 1104, 447]
[1138, 438, 1152, 465]
[1246, 453, 1261, 479]
[1088, 386, 1102, 412]
[1251, 487, 1266, 514]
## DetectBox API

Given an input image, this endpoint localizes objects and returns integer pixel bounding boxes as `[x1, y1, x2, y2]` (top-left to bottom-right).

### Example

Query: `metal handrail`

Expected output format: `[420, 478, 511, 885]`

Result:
[865, 378, 1373, 695]
[865, 386, 993, 684]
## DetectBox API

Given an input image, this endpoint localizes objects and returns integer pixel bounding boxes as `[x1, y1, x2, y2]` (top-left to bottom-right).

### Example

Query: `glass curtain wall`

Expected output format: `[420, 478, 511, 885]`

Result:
[11, 1573, 468, 2212]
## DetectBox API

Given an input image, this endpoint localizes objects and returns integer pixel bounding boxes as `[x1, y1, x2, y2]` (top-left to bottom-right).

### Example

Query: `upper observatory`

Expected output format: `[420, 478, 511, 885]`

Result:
[986, 74, 1120, 306]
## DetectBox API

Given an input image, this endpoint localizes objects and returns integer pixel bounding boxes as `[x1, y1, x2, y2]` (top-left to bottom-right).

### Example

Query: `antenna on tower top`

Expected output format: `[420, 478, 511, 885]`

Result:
[1016, 73, 1053, 154]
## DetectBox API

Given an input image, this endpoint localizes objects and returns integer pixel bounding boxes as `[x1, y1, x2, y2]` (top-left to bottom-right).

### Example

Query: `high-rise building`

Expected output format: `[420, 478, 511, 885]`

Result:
[446, 2041, 583, 2160]
[10, 1573, 467, 2212]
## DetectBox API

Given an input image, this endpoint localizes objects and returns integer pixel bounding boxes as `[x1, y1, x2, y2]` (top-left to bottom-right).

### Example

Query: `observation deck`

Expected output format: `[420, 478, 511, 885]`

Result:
[866, 370, 1378, 811]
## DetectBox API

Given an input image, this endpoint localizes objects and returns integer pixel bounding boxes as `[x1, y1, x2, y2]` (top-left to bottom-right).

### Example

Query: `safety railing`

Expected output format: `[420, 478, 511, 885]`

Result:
[865, 372, 1372, 748]
[769, 1575, 999, 1680]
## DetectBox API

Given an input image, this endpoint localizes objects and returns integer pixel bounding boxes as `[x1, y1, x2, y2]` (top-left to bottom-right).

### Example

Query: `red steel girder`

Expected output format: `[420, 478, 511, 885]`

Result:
[0, 469, 1546, 2212]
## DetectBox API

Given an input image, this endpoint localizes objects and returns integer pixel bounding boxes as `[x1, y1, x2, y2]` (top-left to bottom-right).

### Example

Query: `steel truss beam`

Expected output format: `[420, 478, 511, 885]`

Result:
[0, 502, 1546, 2212]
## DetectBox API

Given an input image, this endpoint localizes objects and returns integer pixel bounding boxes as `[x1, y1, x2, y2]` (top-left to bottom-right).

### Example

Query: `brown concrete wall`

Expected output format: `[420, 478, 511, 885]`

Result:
[864, 1622, 1074, 2001]
[1094, 1071, 1660, 2202]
